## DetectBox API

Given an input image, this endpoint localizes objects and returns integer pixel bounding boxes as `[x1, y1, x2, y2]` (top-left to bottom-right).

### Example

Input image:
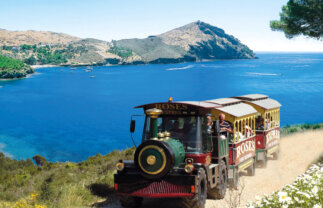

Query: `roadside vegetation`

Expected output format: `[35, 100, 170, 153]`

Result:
[280, 123, 323, 137]
[0, 148, 135, 208]
[0, 55, 34, 79]
[245, 157, 323, 208]
[0, 124, 322, 207]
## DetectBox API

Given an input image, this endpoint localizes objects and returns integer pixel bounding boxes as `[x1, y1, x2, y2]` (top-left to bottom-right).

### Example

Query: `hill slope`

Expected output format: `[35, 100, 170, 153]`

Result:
[159, 21, 255, 59]
[0, 21, 256, 66]
[110, 21, 256, 64]
[0, 29, 80, 46]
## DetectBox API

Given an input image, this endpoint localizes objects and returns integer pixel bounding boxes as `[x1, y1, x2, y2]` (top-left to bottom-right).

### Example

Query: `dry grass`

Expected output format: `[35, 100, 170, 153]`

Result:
[0, 29, 80, 46]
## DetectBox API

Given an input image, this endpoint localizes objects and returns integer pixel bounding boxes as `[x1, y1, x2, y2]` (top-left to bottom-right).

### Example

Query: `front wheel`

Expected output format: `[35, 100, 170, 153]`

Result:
[178, 168, 207, 208]
[208, 160, 227, 199]
[120, 196, 143, 208]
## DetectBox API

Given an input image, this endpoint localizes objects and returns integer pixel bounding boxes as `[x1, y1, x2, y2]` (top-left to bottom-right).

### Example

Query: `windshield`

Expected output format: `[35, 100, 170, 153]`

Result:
[142, 115, 205, 154]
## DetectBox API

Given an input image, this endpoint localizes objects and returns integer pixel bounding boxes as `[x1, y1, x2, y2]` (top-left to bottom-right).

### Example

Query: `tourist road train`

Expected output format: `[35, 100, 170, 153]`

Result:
[114, 94, 281, 208]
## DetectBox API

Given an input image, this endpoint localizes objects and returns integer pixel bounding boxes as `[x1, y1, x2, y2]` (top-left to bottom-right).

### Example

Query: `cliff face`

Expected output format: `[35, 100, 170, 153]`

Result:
[0, 21, 256, 66]
[185, 21, 256, 59]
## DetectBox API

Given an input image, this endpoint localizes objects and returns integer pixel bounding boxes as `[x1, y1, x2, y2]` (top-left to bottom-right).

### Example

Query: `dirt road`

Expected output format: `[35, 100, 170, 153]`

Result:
[109, 130, 323, 208]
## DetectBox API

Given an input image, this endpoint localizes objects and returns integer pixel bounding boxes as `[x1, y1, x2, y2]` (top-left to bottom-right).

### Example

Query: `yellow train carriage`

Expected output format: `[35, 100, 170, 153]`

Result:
[234, 94, 282, 167]
[206, 98, 258, 189]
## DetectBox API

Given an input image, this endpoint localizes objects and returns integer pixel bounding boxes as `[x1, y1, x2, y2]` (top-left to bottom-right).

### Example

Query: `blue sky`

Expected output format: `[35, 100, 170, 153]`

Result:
[1, 0, 322, 52]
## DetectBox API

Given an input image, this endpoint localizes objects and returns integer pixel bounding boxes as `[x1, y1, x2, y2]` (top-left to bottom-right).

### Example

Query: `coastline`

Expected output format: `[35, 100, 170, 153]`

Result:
[31, 64, 58, 69]
[28, 58, 251, 69]
[0, 72, 39, 81]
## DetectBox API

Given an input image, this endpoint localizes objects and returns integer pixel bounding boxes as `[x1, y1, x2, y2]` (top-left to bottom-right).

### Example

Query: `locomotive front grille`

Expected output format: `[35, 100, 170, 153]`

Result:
[118, 180, 193, 198]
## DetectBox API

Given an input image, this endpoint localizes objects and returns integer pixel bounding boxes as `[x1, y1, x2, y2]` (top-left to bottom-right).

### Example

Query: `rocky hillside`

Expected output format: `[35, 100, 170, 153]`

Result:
[159, 21, 256, 59]
[0, 29, 80, 46]
[0, 21, 256, 66]
[110, 21, 256, 64]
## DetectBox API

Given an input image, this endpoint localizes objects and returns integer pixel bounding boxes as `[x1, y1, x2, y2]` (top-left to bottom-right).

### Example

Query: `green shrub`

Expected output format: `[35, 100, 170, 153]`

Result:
[0, 55, 34, 79]
[280, 123, 323, 137]
[0, 147, 135, 207]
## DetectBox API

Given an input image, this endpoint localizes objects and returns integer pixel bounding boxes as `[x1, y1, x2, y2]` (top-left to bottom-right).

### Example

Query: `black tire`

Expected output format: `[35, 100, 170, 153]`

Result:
[247, 159, 256, 176]
[120, 196, 143, 208]
[273, 147, 280, 160]
[178, 168, 207, 208]
[228, 168, 239, 190]
[208, 160, 227, 199]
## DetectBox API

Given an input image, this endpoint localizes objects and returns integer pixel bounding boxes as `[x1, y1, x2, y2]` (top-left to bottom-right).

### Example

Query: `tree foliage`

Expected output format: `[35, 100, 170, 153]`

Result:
[0, 55, 26, 70]
[0, 55, 34, 79]
[270, 0, 323, 39]
[24, 56, 37, 65]
[33, 155, 47, 166]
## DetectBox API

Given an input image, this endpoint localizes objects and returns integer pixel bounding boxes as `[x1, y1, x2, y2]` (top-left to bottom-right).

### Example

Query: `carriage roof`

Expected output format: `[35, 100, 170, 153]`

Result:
[233, 94, 268, 101]
[134, 101, 221, 109]
[135, 99, 257, 118]
[234, 94, 281, 110]
[206, 98, 241, 106]
[214, 103, 258, 117]
[247, 98, 281, 110]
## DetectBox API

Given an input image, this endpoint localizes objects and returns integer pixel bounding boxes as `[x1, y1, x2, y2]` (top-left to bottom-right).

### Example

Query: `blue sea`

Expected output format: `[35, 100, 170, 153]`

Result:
[0, 53, 322, 162]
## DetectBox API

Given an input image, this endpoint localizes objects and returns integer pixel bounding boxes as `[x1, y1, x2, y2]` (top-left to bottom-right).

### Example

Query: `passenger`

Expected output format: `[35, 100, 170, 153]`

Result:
[256, 117, 264, 130]
[234, 131, 243, 142]
[243, 120, 252, 138]
[219, 113, 233, 134]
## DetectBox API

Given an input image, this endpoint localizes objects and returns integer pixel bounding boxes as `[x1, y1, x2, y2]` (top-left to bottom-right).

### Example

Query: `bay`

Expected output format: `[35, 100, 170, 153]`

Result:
[0, 53, 322, 162]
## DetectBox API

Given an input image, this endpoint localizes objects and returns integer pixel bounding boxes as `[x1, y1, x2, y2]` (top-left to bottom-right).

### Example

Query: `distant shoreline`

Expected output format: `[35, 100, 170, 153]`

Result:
[31, 64, 58, 69]
[29, 58, 257, 69]
[0, 72, 39, 81]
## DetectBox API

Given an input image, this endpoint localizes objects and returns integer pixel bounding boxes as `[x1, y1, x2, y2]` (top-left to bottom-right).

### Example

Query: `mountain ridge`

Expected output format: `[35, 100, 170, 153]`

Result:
[0, 21, 256, 66]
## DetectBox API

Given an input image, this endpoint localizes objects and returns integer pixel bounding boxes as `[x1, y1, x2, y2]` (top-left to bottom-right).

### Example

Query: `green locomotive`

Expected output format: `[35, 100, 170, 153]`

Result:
[114, 95, 281, 208]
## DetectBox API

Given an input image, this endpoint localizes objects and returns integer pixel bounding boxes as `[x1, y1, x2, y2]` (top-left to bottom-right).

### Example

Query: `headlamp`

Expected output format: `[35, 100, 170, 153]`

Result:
[116, 162, 125, 171]
[184, 164, 194, 173]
